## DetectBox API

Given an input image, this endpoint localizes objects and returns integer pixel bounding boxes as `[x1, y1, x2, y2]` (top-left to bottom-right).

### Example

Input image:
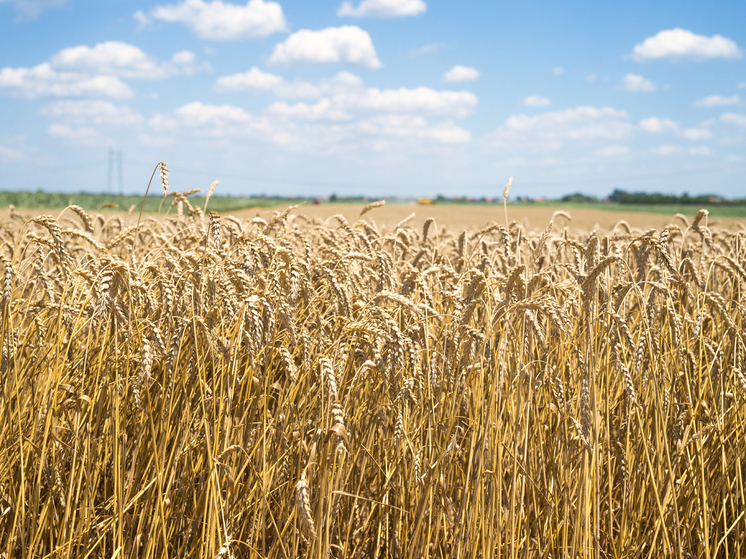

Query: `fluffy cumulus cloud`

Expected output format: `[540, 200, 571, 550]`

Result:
[140, 0, 287, 40]
[693, 94, 740, 107]
[632, 29, 743, 62]
[335, 87, 476, 117]
[167, 101, 266, 129]
[216, 69, 477, 117]
[639, 117, 679, 133]
[0, 0, 66, 20]
[621, 73, 655, 92]
[0, 42, 206, 99]
[721, 113, 746, 127]
[524, 95, 551, 107]
[442, 65, 480, 82]
[0, 64, 133, 99]
[488, 106, 632, 151]
[215, 66, 284, 92]
[50, 42, 206, 78]
[355, 115, 469, 144]
[150, 100, 471, 152]
[40, 100, 143, 126]
[640, 116, 719, 142]
[268, 26, 382, 69]
[216, 68, 365, 98]
[268, 98, 352, 121]
[338, 0, 426, 18]
[157, 69, 476, 152]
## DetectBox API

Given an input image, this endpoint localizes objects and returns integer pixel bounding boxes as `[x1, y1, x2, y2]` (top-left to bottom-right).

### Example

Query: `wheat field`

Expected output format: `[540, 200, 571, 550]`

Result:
[0, 178, 745, 557]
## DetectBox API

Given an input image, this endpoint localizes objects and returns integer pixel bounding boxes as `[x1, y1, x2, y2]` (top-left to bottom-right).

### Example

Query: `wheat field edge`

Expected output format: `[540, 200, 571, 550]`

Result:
[0, 184, 744, 557]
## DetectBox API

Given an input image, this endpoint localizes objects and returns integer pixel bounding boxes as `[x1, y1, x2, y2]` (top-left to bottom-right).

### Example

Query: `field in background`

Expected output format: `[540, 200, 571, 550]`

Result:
[1, 189, 746, 223]
[244, 202, 746, 232]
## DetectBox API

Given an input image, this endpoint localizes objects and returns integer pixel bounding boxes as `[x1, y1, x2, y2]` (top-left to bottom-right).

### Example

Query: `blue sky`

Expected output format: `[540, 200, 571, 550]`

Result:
[0, 0, 744, 199]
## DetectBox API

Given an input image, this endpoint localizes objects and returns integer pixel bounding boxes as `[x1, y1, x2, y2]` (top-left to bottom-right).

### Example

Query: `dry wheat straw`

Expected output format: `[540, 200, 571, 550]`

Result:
[2, 197, 744, 558]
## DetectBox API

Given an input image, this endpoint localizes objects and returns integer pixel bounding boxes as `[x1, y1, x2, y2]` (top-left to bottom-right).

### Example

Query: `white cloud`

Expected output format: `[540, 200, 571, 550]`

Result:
[524, 95, 551, 107]
[593, 145, 628, 157]
[688, 146, 712, 156]
[443, 65, 480, 82]
[338, 0, 425, 18]
[145, 0, 286, 40]
[621, 73, 655, 92]
[0, 0, 66, 20]
[681, 128, 712, 140]
[149, 101, 274, 140]
[216, 69, 476, 118]
[151, 100, 470, 152]
[740, 82, 746, 89]
[0, 42, 207, 100]
[172, 101, 262, 128]
[268, 98, 351, 121]
[652, 144, 680, 155]
[47, 123, 107, 145]
[639, 116, 678, 133]
[50, 42, 206, 79]
[693, 94, 740, 107]
[0, 63, 133, 98]
[0, 144, 25, 162]
[40, 100, 143, 126]
[553, 67, 564, 75]
[632, 28, 743, 61]
[268, 26, 382, 69]
[586, 73, 597, 82]
[641, 116, 720, 141]
[355, 114, 469, 143]
[215, 69, 365, 98]
[167, 69, 476, 153]
[0, 42, 211, 102]
[215, 66, 284, 91]
[170, 50, 211, 75]
[51, 42, 162, 78]
[337, 86, 477, 117]
[721, 112, 746, 126]
[488, 106, 632, 151]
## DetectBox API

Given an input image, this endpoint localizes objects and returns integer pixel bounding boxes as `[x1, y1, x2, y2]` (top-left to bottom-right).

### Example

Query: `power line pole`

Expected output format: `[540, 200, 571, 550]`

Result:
[107, 147, 114, 192]
[117, 149, 123, 195]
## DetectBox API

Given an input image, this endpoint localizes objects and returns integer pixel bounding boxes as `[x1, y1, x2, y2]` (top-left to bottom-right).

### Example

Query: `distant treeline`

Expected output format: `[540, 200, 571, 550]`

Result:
[562, 189, 746, 206]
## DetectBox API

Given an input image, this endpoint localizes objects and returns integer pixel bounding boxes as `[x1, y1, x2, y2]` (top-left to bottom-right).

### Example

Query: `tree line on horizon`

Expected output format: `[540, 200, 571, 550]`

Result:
[562, 189, 746, 205]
